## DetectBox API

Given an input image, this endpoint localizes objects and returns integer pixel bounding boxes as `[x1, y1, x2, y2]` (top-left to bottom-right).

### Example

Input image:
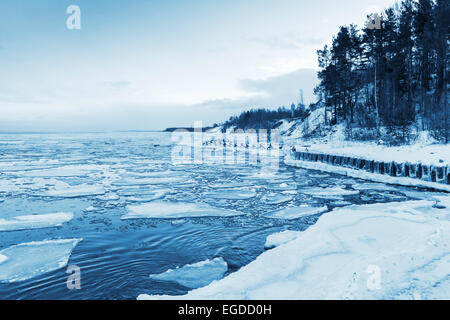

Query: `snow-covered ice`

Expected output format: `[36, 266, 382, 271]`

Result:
[113, 176, 187, 186]
[149, 257, 228, 288]
[126, 190, 168, 202]
[44, 184, 106, 198]
[260, 193, 293, 205]
[286, 159, 450, 192]
[203, 189, 256, 200]
[301, 186, 360, 197]
[0, 255, 8, 264]
[138, 200, 450, 300]
[264, 230, 303, 249]
[122, 201, 244, 219]
[0, 239, 82, 283]
[264, 205, 328, 220]
[0, 212, 73, 232]
[351, 183, 398, 191]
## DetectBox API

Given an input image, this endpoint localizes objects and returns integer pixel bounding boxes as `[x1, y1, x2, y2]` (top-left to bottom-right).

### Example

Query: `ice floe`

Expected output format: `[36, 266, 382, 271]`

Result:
[264, 205, 328, 220]
[126, 190, 168, 202]
[351, 183, 397, 191]
[44, 184, 106, 198]
[267, 182, 297, 191]
[203, 189, 256, 200]
[113, 176, 187, 186]
[122, 201, 243, 219]
[301, 186, 359, 197]
[139, 200, 450, 300]
[0, 212, 73, 232]
[260, 193, 293, 205]
[149, 257, 228, 288]
[0, 239, 82, 283]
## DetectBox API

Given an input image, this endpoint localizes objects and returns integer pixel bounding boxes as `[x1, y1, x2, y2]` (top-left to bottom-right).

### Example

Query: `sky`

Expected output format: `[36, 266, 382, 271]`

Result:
[0, 0, 397, 131]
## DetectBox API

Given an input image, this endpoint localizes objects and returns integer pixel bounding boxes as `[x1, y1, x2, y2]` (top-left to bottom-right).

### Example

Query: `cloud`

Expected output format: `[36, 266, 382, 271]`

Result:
[246, 34, 324, 50]
[106, 80, 132, 88]
[238, 68, 319, 105]
[191, 68, 319, 114]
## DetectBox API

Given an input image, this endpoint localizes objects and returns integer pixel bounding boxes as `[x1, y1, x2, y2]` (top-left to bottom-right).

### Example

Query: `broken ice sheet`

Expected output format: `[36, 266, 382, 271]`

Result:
[264, 205, 328, 220]
[122, 201, 244, 219]
[0, 239, 82, 283]
[0, 212, 73, 232]
[149, 257, 228, 288]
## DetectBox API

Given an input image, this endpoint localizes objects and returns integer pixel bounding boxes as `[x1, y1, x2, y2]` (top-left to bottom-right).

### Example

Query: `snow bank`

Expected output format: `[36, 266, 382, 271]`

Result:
[0, 212, 73, 232]
[291, 141, 450, 167]
[122, 201, 243, 219]
[286, 159, 450, 192]
[138, 200, 450, 300]
[264, 205, 328, 220]
[264, 230, 303, 249]
[0, 239, 82, 283]
[149, 257, 228, 289]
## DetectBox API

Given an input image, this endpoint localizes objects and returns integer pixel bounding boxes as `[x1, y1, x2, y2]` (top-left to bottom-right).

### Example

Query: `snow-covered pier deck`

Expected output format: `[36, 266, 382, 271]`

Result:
[287, 151, 450, 192]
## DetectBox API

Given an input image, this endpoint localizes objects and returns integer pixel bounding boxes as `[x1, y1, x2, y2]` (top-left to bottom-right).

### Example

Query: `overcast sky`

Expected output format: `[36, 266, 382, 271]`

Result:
[0, 0, 396, 131]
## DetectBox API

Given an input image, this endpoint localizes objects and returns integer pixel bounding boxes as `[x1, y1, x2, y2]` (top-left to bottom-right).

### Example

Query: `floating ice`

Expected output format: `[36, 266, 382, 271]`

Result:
[126, 190, 168, 202]
[97, 193, 120, 201]
[149, 257, 228, 288]
[301, 186, 359, 197]
[0, 239, 82, 283]
[20, 165, 102, 177]
[264, 205, 328, 219]
[0, 212, 73, 232]
[261, 193, 293, 205]
[122, 201, 243, 219]
[139, 200, 450, 300]
[209, 182, 250, 189]
[44, 184, 106, 198]
[203, 189, 256, 200]
[351, 183, 397, 191]
[267, 182, 297, 191]
[265, 230, 303, 249]
[113, 176, 187, 186]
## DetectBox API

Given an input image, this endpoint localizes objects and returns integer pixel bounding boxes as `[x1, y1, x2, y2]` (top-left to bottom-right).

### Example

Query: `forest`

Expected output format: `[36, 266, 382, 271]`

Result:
[315, 0, 449, 142]
[220, 0, 448, 144]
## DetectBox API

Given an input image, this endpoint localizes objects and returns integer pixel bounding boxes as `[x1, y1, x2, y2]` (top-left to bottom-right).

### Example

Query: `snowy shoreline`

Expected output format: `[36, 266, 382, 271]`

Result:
[285, 158, 450, 192]
[138, 198, 450, 300]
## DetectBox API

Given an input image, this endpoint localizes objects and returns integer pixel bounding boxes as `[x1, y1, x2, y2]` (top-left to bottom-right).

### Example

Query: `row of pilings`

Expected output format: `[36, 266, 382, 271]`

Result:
[292, 151, 450, 186]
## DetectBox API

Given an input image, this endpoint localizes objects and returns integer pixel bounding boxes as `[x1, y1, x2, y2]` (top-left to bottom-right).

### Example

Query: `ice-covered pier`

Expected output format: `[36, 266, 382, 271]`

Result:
[288, 151, 450, 191]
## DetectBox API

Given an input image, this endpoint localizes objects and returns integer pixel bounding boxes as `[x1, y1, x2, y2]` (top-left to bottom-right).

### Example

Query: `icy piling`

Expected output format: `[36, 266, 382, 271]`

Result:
[291, 151, 449, 189]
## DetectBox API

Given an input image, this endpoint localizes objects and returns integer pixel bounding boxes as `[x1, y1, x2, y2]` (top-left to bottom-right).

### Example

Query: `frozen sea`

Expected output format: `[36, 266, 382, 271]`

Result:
[0, 132, 445, 299]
